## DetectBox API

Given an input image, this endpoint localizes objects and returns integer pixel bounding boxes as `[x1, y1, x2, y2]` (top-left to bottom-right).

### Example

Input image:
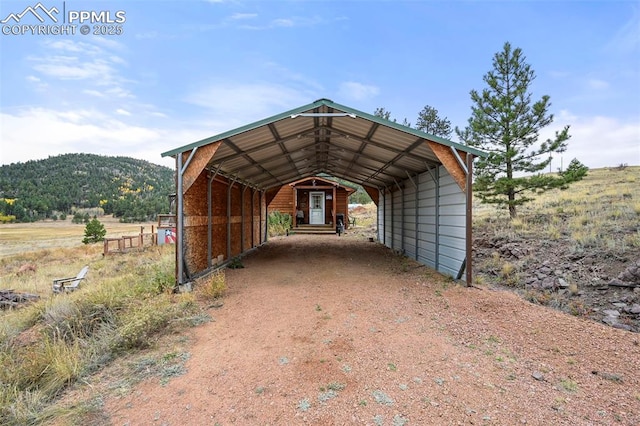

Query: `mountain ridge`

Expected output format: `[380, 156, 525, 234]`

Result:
[0, 153, 174, 222]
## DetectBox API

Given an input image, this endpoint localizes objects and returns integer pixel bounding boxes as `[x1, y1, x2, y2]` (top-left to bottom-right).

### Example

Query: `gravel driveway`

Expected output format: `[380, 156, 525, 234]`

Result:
[106, 234, 640, 425]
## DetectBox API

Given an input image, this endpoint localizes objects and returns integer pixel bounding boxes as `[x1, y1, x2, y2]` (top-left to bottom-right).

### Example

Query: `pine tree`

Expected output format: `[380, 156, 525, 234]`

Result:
[373, 107, 392, 121]
[456, 42, 575, 218]
[560, 158, 589, 183]
[82, 218, 106, 244]
[415, 105, 452, 138]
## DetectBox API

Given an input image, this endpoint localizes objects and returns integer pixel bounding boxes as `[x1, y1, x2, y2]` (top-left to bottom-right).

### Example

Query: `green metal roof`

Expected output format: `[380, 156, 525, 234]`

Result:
[162, 98, 485, 190]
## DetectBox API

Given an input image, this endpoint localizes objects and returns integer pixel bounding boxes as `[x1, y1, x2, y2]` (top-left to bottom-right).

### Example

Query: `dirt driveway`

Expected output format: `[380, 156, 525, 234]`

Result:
[106, 234, 640, 425]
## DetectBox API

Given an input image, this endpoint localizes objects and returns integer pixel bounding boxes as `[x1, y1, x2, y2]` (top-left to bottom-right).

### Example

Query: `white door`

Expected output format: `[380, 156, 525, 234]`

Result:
[309, 192, 325, 225]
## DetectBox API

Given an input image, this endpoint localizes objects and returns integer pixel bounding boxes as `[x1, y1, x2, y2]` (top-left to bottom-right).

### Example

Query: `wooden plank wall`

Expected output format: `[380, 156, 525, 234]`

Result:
[268, 186, 294, 216]
[336, 190, 350, 228]
[183, 172, 264, 278]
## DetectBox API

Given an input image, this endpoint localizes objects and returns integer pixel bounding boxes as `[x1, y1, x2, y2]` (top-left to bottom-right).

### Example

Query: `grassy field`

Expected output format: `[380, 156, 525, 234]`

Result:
[0, 216, 157, 258]
[0, 231, 222, 425]
[473, 166, 640, 252]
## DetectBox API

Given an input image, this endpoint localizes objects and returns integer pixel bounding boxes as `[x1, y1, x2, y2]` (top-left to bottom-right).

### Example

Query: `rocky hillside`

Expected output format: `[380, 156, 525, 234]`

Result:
[472, 166, 640, 332]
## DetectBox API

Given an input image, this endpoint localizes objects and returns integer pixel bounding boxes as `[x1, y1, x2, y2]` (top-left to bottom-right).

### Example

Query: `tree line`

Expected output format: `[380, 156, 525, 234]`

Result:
[0, 153, 174, 223]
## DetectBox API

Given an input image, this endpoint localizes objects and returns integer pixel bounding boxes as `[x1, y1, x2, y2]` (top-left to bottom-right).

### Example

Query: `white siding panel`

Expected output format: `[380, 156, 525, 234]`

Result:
[379, 164, 467, 280]
[440, 226, 465, 240]
[440, 214, 465, 227]
[385, 190, 393, 246]
[436, 166, 466, 277]
[377, 189, 384, 242]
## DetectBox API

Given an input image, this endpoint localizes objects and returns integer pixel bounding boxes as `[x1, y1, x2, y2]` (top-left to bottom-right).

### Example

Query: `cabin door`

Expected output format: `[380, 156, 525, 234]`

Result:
[309, 192, 325, 225]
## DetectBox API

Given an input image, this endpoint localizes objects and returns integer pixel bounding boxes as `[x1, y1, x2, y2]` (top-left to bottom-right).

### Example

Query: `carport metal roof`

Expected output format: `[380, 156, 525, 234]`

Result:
[161, 98, 485, 192]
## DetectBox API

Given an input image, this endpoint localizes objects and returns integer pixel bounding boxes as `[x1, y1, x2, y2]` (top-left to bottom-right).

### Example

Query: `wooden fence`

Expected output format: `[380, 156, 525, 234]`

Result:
[103, 226, 157, 255]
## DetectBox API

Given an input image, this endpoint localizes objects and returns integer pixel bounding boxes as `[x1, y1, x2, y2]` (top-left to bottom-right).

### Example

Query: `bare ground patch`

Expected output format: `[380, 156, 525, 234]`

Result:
[102, 235, 640, 425]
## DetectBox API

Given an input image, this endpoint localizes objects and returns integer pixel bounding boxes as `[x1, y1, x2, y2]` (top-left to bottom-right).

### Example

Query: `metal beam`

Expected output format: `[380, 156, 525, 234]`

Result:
[227, 175, 238, 260]
[207, 167, 220, 268]
[466, 153, 474, 286]
[363, 138, 428, 185]
[241, 185, 248, 253]
[291, 112, 356, 118]
[450, 146, 468, 175]
[223, 138, 284, 186]
[176, 153, 185, 285]
[414, 173, 419, 261]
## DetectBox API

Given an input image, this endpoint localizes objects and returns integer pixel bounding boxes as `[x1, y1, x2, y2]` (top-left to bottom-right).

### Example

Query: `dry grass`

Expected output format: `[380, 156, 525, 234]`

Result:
[474, 166, 640, 252]
[194, 270, 227, 301]
[0, 215, 156, 258]
[350, 205, 377, 228]
[0, 237, 211, 425]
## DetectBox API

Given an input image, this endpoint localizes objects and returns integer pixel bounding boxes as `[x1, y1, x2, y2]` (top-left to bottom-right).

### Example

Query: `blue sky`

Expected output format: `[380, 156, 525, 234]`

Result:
[1, 0, 638, 171]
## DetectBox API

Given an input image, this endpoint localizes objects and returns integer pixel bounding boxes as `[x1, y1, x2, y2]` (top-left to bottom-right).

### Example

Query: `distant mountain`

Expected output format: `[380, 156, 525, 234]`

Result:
[0, 154, 174, 222]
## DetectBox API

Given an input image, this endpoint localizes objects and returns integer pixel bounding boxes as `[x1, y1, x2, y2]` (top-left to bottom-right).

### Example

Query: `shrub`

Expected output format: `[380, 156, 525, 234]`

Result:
[523, 290, 552, 305]
[268, 211, 292, 236]
[196, 270, 227, 301]
[82, 218, 106, 244]
[227, 257, 244, 269]
[0, 214, 16, 223]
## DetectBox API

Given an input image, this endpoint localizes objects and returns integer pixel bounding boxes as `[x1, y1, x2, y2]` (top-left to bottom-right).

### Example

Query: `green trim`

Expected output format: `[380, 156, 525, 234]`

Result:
[161, 98, 487, 158]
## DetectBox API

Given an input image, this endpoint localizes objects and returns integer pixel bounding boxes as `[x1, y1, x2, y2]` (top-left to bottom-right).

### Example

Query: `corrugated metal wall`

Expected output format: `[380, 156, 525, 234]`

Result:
[377, 165, 466, 278]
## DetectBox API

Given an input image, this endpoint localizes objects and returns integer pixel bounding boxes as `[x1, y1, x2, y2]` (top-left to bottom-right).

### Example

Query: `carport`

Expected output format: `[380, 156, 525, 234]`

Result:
[161, 98, 484, 286]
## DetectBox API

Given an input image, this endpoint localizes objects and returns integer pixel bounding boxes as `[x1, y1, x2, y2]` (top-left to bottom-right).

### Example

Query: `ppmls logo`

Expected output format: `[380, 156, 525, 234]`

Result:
[2, 2, 126, 36]
[1, 2, 59, 23]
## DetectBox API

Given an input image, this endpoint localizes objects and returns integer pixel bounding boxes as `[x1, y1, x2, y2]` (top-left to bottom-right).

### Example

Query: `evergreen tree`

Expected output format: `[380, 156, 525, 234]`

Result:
[82, 218, 106, 244]
[72, 212, 84, 224]
[415, 105, 452, 138]
[456, 42, 574, 218]
[560, 158, 589, 183]
[373, 107, 411, 126]
[0, 153, 173, 223]
[373, 107, 393, 120]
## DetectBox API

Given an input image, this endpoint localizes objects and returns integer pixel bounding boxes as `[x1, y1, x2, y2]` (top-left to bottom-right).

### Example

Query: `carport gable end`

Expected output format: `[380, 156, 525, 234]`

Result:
[161, 98, 485, 287]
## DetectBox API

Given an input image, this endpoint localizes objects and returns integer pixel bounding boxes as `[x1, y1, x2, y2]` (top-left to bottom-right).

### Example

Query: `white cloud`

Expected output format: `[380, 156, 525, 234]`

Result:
[135, 31, 159, 39]
[116, 108, 131, 116]
[44, 39, 103, 55]
[541, 111, 640, 169]
[26, 38, 132, 100]
[271, 18, 294, 27]
[229, 14, 332, 31]
[338, 81, 380, 102]
[105, 86, 134, 98]
[25, 74, 48, 91]
[587, 78, 609, 90]
[0, 108, 167, 167]
[83, 89, 104, 97]
[230, 13, 257, 20]
[30, 55, 115, 80]
[184, 82, 313, 127]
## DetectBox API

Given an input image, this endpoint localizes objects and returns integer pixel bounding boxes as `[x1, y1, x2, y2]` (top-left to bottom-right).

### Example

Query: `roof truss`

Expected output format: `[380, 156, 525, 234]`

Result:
[162, 98, 485, 193]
